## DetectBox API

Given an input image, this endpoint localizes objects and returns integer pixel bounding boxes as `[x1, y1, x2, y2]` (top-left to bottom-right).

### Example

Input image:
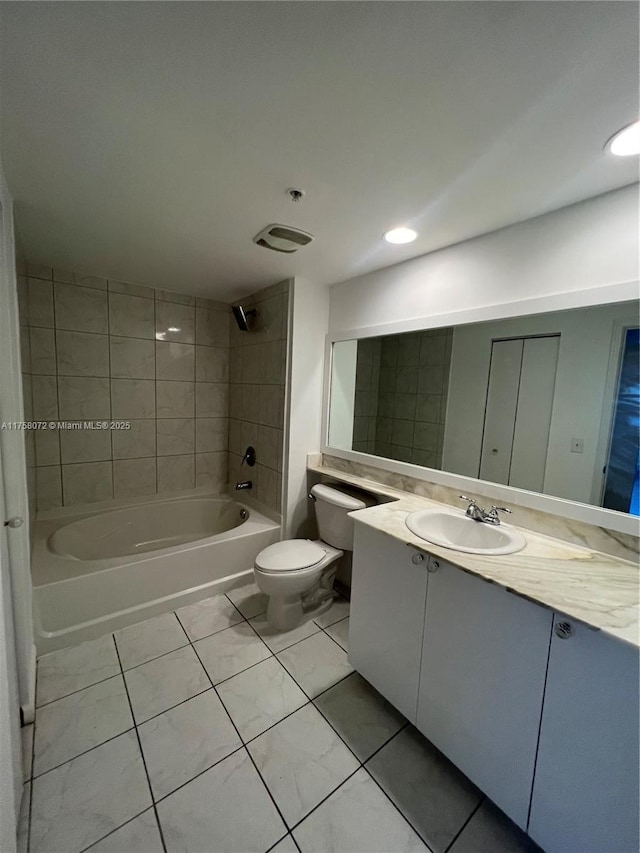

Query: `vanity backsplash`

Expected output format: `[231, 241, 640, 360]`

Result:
[321, 454, 639, 563]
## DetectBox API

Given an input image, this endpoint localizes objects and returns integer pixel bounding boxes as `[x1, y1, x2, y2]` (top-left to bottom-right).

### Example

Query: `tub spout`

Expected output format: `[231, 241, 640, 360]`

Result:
[235, 480, 252, 490]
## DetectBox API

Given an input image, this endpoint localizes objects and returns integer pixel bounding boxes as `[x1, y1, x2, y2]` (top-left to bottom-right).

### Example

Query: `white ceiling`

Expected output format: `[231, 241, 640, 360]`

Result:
[0, 2, 638, 300]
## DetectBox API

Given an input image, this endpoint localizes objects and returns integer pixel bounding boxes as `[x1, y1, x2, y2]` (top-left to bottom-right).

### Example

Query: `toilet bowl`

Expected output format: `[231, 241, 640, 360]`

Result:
[253, 483, 376, 631]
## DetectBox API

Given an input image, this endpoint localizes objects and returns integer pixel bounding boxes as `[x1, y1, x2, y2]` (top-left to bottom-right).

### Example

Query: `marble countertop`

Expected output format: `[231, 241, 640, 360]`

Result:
[308, 464, 640, 649]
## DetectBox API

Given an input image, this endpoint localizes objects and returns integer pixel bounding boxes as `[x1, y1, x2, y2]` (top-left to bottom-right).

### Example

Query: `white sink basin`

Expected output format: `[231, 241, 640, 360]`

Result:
[405, 508, 526, 555]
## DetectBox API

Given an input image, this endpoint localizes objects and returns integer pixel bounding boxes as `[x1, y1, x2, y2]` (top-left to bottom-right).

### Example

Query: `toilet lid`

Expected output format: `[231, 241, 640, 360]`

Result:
[256, 540, 327, 572]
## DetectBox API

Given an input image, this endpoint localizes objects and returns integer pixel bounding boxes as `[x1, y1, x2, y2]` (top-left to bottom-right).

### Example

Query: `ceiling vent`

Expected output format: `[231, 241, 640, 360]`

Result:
[253, 224, 314, 253]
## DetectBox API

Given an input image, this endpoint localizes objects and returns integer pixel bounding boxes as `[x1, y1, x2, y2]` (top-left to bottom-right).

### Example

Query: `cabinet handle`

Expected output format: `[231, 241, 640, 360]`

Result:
[411, 553, 424, 565]
[554, 620, 574, 639]
[428, 560, 440, 573]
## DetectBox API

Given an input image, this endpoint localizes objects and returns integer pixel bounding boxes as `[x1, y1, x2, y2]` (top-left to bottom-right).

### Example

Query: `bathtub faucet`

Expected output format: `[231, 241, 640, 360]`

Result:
[235, 480, 252, 490]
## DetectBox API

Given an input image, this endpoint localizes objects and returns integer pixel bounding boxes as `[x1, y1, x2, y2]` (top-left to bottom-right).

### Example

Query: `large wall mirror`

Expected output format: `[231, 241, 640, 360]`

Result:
[328, 300, 640, 517]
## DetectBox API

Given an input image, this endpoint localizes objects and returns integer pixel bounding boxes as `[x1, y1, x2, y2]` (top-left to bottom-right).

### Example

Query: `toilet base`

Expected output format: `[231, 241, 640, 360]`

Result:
[266, 568, 338, 632]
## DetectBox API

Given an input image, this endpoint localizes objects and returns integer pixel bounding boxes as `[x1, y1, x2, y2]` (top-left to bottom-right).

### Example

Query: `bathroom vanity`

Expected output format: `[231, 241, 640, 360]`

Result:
[343, 493, 639, 853]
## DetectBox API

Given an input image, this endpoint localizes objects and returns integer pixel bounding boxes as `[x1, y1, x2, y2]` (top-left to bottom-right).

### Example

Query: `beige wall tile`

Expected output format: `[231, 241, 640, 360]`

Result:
[54, 283, 108, 333]
[110, 337, 155, 380]
[31, 376, 59, 420]
[195, 307, 229, 347]
[113, 458, 157, 498]
[35, 430, 60, 467]
[156, 419, 194, 456]
[195, 418, 228, 453]
[195, 296, 228, 310]
[30, 328, 56, 375]
[195, 452, 227, 491]
[59, 376, 111, 420]
[36, 466, 62, 510]
[156, 381, 194, 418]
[111, 420, 156, 460]
[155, 289, 194, 306]
[22, 374, 33, 422]
[62, 461, 113, 505]
[109, 293, 155, 339]
[195, 382, 228, 418]
[155, 342, 195, 381]
[241, 385, 260, 423]
[257, 464, 280, 512]
[227, 419, 243, 456]
[155, 302, 195, 344]
[195, 346, 228, 383]
[258, 425, 283, 472]
[27, 263, 52, 281]
[259, 385, 285, 429]
[108, 280, 154, 299]
[54, 270, 107, 290]
[111, 379, 155, 419]
[157, 454, 195, 493]
[28, 279, 54, 328]
[56, 331, 109, 377]
[60, 424, 112, 464]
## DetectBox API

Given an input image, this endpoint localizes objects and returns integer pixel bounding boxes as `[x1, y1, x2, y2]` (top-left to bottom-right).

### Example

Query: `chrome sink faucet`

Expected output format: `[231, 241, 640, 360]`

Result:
[459, 495, 512, 525]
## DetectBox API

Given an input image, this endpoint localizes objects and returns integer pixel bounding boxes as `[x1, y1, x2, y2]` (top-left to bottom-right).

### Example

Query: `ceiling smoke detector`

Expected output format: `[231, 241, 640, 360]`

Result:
[253, 224, 314, 253]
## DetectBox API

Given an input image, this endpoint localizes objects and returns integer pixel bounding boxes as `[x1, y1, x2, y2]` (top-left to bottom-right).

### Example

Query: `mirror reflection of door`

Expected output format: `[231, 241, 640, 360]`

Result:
[479, 335, 560, 491]
[602, 327, 640, 516]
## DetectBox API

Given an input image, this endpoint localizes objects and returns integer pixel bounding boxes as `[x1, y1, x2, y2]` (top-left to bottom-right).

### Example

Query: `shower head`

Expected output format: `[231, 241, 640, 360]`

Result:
[232, 305, 257, 332]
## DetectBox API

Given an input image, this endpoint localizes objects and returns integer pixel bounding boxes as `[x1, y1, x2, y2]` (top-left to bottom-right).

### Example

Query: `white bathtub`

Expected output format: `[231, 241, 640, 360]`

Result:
[33, 493, 280, 654]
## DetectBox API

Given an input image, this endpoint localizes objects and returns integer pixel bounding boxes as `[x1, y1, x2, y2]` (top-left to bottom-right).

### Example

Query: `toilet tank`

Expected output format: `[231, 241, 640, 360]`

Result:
[310, 483, 376, 550]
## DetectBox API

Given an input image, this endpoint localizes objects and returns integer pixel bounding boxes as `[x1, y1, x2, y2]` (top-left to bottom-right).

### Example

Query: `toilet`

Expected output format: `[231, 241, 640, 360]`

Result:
[253, 483, 376, 631]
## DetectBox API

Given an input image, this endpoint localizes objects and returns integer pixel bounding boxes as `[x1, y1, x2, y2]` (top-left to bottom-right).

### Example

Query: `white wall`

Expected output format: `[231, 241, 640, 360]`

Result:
[443, 302, 639, 504]
[329, 185, 639, 335]
[283, 277, 331, 538]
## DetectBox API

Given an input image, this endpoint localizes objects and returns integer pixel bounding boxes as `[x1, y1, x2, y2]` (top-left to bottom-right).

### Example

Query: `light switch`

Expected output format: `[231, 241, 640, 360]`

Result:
[570, 437, 584, 454]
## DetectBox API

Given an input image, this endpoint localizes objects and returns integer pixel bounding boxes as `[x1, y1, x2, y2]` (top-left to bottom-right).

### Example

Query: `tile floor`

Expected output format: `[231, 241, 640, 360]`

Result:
[17, 583, 540, 853]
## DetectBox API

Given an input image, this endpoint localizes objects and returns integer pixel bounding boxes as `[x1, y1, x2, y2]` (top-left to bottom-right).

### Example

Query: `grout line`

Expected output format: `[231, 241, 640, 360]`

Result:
[112, 635, 168, 853]
[443, 797, 485, 853]
[31, 725, 137, 781]
[78, 805, 157, 853]
[25, 662, 40, 853]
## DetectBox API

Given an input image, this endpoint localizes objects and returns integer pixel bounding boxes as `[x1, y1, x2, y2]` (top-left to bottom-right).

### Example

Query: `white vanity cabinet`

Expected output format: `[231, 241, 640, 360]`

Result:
[528, 615, 640, 853]
[416, 559, 553, 830]
[349, 523, 428, 721]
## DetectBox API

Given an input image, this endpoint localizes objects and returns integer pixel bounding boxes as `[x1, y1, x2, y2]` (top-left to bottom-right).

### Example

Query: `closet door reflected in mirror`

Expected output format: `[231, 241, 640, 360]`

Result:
[327, 300, 640, 515]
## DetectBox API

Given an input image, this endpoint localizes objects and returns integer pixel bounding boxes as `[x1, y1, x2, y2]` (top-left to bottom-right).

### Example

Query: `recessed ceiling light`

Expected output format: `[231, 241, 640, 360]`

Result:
[606, 121, 640, 157]
[384, 226, 417, 244]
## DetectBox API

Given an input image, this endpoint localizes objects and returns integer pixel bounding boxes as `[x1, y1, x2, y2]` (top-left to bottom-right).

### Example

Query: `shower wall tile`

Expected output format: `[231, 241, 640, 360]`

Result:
[157, 454, 195, 492]
[110, 337, 155, 380]
[23, 265, 240, 508]
[114, 458, 157, 498]
[54, 283, 108, 334]
[109, 293, 155, 339]
[56, 331, 110, 377]
[156, 342, 195, 382]
[112, 420, 157, 460]
[62, 461, 113, 506]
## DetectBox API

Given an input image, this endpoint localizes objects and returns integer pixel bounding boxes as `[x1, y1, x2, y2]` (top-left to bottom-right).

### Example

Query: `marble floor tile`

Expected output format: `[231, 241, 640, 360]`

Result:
[250, 613, 321, 653]
[277, 632, 354, 699]
[87, 810, 163, 853]
[366, 726, 482, 853]
[157, 748, 286, 852]
[312, 597, 350, 629]
[138, 690, 242, 799]
[269, 836, 298, 853]
[448, 800, 538, 853]
[293, 768, 429, 853]
[226, 581, 268, 619]
[194, 621, 271, 684]
[176, 593, 244, 642]
[114, 612, 188, 670]
[217, 657, 308, 741]
[124, 645, 210, 723]
[34, 675, 133, 776]
[30, 731, 152, 853]
[21, 723, 34, 781]
[37, 634, 120, 706]
[325, 617, 349, 651]
[314, 673, 406, 762]
[17, 782, 30, 853]
[248, 703, 359, 828]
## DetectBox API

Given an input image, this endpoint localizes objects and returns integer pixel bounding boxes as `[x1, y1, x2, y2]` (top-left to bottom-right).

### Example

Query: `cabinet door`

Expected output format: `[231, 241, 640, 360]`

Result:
[349, 522, 428, 722]
[528, 617, 640, 853]
[416, 560, 552, 829]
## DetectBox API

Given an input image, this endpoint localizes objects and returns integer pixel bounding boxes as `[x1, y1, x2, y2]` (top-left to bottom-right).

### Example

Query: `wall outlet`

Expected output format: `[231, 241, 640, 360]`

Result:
[570, 437, 584, 454]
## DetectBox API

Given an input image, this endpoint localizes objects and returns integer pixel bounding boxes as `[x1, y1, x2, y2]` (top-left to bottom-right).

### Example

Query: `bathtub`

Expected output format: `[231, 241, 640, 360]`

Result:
[32, 493, 280, 654]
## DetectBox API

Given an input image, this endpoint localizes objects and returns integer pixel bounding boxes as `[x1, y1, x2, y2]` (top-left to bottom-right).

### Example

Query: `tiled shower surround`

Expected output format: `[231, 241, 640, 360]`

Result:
[228, 280, 290, 513]
[16, 264, 286, 514]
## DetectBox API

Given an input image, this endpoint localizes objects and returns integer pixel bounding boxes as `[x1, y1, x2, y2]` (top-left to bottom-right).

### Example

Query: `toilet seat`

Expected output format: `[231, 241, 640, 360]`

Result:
[255, 539, 327, 573]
